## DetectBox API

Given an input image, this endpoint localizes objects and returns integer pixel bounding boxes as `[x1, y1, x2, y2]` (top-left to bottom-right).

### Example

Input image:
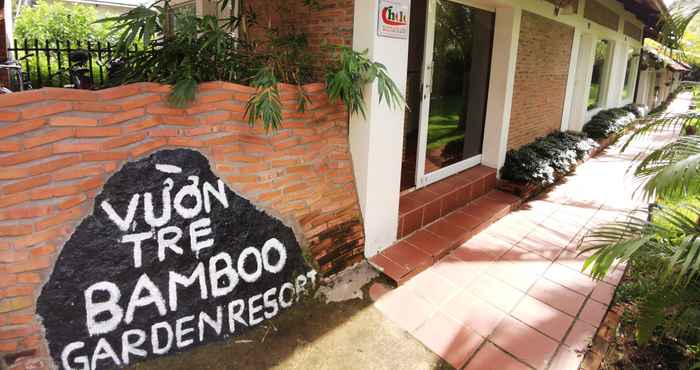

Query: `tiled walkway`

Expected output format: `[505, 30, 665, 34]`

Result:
[371, 96, 689, 369]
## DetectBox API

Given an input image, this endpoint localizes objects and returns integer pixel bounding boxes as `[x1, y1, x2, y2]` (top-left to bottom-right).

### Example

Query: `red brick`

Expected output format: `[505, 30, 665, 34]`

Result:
[21, 101, 72, 120]
[15, 273, 41, 284]
[102, 132, 146, 150]
[82, 151, 128, 161]
[100, 108, 144, 125]
[53, 165, 105, 181]
[0, 110, 21, 121]
[130, 139, 167, 157]
[0, 224, 33, 236]
[0, 286, 33, 299]
[7, 256, 52, 273]
[149, 128, 179, 137]
[0, 146, 53, 166]
[29, 243, 56, 257]
[96, 84, 142, 100]
[75, 127, 122, 137]
[35, 207, 83, 231]
[0, 325, 33, 338]
[0, 140, 21, 152]
[27, 155, 81, 176]
[0, 250, 29, 263]
[52, 142, 100, 153]
[0, 90, 46, 108]
[23, 128, 74, 148]
[0, 205, 52, 220]
[168, 137, 203, 147]
[13, 225, 68, 248]
[0, 119, 46, 140]
[2, 175, 51, 194]
[124, 116, 161, 133]
[0, 192, 30, 209]
[57, 195, 87, 210]
[48, 115, 98, 127]
[73, 101, 121, 112]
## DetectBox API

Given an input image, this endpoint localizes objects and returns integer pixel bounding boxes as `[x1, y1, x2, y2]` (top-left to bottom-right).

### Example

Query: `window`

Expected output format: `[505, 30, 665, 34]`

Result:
[588, 39, 610, 110]
[621, 47, 638, 101]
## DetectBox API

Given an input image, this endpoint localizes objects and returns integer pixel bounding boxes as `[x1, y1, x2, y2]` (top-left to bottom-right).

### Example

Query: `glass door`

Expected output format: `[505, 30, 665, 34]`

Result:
[414, 0, 495, 188]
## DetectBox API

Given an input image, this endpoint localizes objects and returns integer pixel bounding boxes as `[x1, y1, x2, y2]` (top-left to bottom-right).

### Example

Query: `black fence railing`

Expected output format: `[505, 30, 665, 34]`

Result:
[6, 39, 136, 90]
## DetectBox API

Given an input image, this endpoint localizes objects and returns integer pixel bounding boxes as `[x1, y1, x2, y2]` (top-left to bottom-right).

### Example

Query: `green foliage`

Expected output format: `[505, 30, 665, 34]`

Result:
[582, 107, 636, 140]
[107, 0, 404, 129]
[325, 46, 405, 119]
[623, 103, 649, 118]
[500, 131, 597, 185]
[14, 0, 115, 44]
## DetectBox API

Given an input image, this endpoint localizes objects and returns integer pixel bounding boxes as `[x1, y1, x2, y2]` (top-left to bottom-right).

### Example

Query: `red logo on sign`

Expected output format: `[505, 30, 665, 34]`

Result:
[381, 6, 408, 26]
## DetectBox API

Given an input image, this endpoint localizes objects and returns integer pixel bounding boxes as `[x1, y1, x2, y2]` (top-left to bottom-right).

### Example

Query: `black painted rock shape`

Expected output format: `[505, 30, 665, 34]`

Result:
[37, 149, 314, 370]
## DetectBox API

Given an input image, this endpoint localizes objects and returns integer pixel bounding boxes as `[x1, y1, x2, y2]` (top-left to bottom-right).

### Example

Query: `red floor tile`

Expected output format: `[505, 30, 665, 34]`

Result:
[590, 281, 616, 305]
[490, 317, 559, 369]
[510, 296, 575, 341]
[404, 229, 452, 259]
[426, 219, 470, 244]
[441, 291, 506, 338]
[468, 274, 524, 312]
[487, 261, 540, 293]
[579, 299, 608, 327]
[381, 240, 433, 272]
[399, 196, 424, 215]
[462, 197, 510, 222]
[373, 286, 434, 333]
[369, 253, 410, 282]
[464, 342, 531, 370]
[459, 232, 513, 259]
[564, 319, 597, 352]
[430, 255, 487, 287]
[407, 269, 458, 305]
[443, 210, 483, 231]
[527, 278, 586, 317]
[548, 346, 584, 370]
[544, 263, 597, 296]
[485, 189, 521, 206]
[402, 208, 423, 236]
[412, 312, 484, 369]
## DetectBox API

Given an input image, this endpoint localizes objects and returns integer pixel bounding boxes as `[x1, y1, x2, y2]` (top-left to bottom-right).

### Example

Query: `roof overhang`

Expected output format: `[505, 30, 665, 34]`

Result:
[617, 0, 668, 37]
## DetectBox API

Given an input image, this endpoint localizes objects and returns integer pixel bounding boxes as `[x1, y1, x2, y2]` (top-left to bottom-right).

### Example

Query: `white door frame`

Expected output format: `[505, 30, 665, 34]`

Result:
[414, 0, 494, 188]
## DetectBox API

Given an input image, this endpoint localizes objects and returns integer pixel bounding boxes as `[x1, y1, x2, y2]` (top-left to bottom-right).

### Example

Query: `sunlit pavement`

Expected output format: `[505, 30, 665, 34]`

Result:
[371, 93, 691, 370]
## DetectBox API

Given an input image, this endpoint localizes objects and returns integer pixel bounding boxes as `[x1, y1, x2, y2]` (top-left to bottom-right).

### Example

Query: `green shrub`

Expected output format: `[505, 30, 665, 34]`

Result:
[500, 131, 597, 185]
[582, 107, 636, 139]
[623, 103, 648, 118]
[500, 146, 555, 185]
[528, 136, 578, 174]
[105, 0, 404, 130]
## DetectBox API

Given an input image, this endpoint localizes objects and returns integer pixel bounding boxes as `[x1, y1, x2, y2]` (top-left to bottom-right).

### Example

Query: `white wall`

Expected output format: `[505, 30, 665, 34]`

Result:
[350, 0, 409, 257]
[351, 0, 648, 256]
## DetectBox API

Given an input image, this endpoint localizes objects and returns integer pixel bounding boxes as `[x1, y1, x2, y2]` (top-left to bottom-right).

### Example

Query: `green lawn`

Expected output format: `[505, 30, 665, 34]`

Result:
[588, 84, 601, 110]
[426, 95, 465, 150]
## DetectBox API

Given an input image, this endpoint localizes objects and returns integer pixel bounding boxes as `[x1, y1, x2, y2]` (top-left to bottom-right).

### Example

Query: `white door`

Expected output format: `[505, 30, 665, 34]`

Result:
[414, 0, 496, 188]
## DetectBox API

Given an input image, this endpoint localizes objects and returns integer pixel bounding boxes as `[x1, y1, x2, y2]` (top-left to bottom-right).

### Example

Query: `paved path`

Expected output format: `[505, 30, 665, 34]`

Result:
[372, 94, 690, 370]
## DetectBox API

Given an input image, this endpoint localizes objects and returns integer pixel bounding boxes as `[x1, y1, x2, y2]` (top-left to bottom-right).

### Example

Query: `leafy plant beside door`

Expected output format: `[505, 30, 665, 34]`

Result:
[104, 0, 405, 130]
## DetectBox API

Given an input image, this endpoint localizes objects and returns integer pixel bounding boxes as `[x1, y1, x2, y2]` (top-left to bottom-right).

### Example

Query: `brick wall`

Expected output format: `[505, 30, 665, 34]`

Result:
[246, 0, 354, 79]
[0, 82, 364, 369]
[507, 11, 574, 150]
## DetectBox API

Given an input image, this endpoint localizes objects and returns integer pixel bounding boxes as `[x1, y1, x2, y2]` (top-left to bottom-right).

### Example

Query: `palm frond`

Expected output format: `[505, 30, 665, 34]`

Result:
[633, 135, 700, 199]
[621, 111, 700, 151]
[580, 202, 700, 286]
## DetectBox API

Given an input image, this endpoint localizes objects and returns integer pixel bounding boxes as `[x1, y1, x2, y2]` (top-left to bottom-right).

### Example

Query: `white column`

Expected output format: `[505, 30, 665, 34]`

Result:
[561, 27, 583, 131]
[350, 0, 410, 258]
[569, 33, 595, 132]
[604, 41, 626, 108]
[481, 6, 521, 172]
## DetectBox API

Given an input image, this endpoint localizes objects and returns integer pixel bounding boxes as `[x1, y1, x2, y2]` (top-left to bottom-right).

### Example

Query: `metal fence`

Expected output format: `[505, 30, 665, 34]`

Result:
[6, 39, 135, 89]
